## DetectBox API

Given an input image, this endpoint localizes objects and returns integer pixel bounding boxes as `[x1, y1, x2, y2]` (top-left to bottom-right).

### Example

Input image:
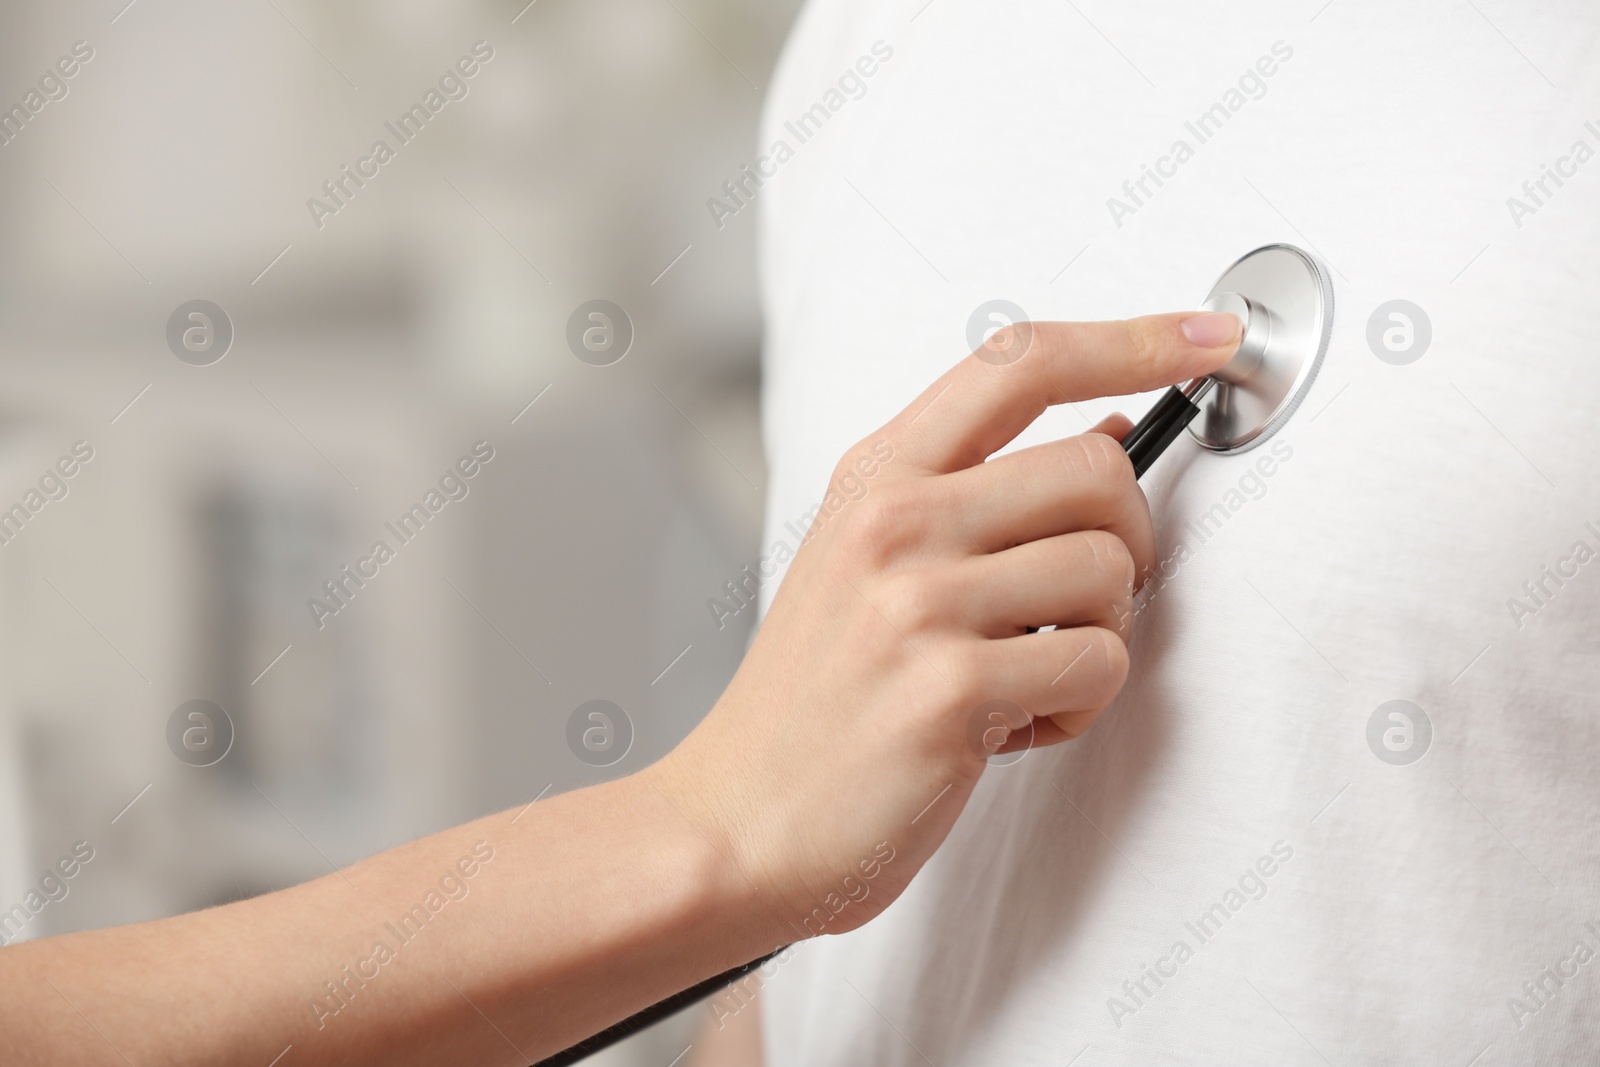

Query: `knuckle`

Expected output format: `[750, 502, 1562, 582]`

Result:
[1121, 316, 1165, 383]
[837, 481, 918, 557]
[827, 454, 857, 489]
[984, 323, 1018, 353]
[1070, 430, 1134, 487]
[945, 647, 994, 707]
[971, 321, 1025, 357]
[876, 568, 948, 634]
[831, 439, 886, 487]
[1083, 536, 1136, 637]
[1092, 627, 1131, 690]
[1081, 529, 1135, 583]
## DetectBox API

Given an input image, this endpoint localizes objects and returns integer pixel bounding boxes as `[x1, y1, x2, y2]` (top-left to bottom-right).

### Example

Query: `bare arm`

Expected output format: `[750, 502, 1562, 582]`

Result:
[0, 312, 1238, 1066]
[1, 773, 777, 1066]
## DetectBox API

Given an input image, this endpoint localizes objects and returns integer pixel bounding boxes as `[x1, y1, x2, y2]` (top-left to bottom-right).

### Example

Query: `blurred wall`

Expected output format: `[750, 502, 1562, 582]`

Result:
[0, 1, 801, 1063]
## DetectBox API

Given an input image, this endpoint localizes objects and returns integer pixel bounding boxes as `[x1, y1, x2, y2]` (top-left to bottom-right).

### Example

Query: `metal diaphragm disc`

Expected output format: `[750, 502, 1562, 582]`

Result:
[1188, 244, 1334, 453]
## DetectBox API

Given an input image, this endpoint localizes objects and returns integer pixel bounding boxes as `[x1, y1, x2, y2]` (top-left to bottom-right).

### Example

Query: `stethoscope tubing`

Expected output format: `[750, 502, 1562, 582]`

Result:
[530, 949, 783, 1067]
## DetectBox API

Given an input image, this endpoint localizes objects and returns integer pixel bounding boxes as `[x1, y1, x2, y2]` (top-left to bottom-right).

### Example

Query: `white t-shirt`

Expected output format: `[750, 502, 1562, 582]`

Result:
[752, 4, 1600, 1064]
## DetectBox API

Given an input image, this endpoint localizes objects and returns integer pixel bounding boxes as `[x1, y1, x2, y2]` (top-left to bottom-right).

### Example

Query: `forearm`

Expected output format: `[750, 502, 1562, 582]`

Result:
[0, 768, 782, 1067]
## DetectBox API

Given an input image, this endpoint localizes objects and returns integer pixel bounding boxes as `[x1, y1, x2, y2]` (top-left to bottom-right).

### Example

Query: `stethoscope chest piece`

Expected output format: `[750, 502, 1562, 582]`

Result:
[1188, 243, 1334, 454]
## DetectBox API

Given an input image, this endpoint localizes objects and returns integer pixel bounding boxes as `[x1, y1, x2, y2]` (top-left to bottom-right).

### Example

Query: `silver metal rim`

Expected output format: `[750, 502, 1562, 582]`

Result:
[1187, 243, 1335, 454]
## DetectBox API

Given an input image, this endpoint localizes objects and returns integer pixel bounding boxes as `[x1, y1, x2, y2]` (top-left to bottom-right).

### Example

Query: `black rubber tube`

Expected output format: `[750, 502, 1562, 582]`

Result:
[529, 948, 784, 1067]
[1119, 385, 1201, 479]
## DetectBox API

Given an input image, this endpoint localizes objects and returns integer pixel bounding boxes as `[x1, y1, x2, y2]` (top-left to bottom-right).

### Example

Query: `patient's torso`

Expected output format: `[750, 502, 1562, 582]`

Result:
[753, 3, 1600, 1064]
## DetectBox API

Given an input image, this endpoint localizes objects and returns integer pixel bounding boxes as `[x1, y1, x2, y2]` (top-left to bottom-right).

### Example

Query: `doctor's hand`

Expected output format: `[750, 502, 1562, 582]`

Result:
[652, 310, 1240, 940]
[0, 311, 1238, 1067]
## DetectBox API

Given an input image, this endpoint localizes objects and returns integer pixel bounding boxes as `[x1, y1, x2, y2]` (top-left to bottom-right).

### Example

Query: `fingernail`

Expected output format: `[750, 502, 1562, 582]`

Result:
[1180, 311, 1241, 348]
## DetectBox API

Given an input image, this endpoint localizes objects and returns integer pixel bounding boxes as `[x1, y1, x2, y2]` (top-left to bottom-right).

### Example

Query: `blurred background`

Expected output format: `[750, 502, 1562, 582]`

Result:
[0, 0, 801, 1062]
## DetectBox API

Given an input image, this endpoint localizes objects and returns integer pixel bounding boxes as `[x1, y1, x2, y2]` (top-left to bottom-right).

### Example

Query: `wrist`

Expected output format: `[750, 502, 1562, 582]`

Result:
[621, 760, 794, 965]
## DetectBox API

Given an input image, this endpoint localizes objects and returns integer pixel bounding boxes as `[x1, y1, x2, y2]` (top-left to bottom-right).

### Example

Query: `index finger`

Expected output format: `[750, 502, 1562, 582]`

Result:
[885, 311, 1241, 473]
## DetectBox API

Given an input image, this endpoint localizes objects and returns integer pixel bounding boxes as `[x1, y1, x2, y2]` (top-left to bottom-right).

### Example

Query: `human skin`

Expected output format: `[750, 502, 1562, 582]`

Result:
[691, 982, 765, 1066]
[0, 311, 1239, 1066]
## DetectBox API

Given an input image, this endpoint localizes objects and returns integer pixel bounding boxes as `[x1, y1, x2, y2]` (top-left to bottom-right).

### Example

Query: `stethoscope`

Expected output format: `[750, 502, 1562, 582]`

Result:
[534, 243, 1335, 1067]
[1121, 242, 1334, 475]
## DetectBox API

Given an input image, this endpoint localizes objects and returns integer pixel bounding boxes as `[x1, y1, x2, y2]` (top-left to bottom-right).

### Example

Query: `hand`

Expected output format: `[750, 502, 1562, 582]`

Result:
[649, 311, 1241, 944]
[0, 311, 1240, 1067]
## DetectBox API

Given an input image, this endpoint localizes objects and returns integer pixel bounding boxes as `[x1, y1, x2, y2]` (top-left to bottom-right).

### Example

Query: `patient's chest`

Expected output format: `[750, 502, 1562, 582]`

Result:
[756, 3, 1600, 1064]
